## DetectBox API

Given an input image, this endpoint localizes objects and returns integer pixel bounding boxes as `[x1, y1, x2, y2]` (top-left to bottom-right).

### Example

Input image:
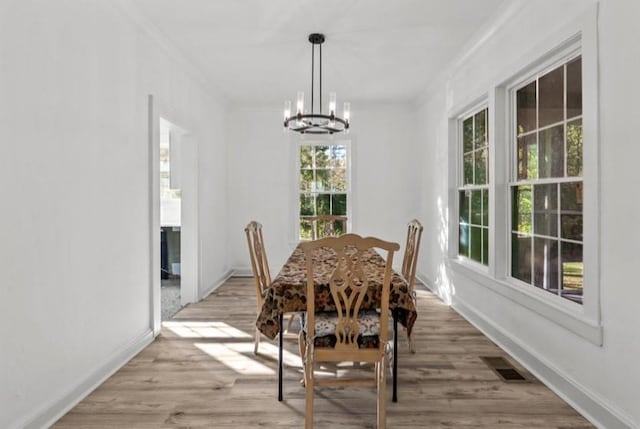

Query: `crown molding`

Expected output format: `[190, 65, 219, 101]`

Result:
[111, 0, 229, 106]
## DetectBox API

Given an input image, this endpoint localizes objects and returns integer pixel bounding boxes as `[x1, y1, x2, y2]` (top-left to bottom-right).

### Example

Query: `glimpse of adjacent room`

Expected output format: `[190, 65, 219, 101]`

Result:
[160, 118, 182, 320]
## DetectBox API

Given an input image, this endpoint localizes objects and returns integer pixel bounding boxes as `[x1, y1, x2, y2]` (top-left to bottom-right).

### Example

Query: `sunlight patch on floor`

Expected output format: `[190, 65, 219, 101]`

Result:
[195, 342, 275, 375]
[163, 320, 252, 339]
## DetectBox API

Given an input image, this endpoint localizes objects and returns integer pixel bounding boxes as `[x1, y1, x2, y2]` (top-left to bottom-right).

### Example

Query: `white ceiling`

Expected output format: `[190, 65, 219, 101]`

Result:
[127, 0, 506, 105]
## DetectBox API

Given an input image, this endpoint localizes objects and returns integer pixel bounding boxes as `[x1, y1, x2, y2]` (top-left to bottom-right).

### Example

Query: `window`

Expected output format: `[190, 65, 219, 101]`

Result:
[510, 55, 583, 304]
[298, 143, 349, 240]
[458, 107, 489, 265]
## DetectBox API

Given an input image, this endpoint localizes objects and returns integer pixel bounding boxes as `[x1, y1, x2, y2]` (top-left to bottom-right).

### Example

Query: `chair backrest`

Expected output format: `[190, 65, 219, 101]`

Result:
[300, 233, 399, 352]
[244, 221, 271, 310]
[401, 219, 423, 294]
[309, 215, 348, 240]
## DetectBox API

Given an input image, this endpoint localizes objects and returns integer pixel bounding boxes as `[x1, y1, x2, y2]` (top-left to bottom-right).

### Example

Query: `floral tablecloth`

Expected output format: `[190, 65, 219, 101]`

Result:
[256, 244, 418, 340]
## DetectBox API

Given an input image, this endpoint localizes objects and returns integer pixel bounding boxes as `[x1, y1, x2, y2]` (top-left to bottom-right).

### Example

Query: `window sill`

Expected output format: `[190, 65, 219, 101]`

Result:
[449, 258, 603, 346]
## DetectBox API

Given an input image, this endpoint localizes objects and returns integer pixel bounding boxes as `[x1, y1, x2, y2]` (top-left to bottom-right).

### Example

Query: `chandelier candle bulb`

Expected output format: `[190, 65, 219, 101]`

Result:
[296, 91, 304, 115]
[284, 100, 291, 122]
[329, 92, 337, 116]
[344, 102, 351, 123]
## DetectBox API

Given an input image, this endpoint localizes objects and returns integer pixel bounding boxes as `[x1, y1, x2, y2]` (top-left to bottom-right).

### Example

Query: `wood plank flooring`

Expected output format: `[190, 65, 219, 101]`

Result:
[52, 277, 594, 428]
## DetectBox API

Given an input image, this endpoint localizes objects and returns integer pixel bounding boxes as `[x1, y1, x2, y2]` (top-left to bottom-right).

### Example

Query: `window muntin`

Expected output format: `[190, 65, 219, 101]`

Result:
[459, 107, 489, 265]
[510, 55, 583, 304]
[298, 144, 348, 240]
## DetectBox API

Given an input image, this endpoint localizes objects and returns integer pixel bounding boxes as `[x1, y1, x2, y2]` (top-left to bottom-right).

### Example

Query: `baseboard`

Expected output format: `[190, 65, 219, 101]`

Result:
[18, 328, 154, 429]
[451, 296, 636, 429]
[414, 270, 635, 428]
[198, 269, 234, 300]
[232, 266, 253, 277]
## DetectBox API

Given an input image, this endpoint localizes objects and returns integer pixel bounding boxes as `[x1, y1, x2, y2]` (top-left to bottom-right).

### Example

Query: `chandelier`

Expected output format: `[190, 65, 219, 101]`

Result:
[283, 33, 350, 134]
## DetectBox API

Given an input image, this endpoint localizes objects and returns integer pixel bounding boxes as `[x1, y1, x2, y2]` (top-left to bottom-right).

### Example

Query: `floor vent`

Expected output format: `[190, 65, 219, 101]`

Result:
[481, 356, 527, 382]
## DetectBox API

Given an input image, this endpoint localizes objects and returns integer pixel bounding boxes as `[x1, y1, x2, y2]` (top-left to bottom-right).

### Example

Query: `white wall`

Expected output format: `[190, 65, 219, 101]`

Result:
[415, 0, 639, 427]
[227, 103, 418, 275]
[0, 2, 228, 428]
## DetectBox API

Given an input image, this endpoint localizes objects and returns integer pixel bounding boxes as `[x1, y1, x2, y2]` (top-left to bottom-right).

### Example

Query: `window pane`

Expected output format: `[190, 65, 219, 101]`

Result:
[517, 81, 537, 134]
[464, 153, 473, 184]
[331, 194, 347, 216]
[330, 168, 347, 191]
[482, 189, 489, 227]
[471, 190, 482, 225]
[539, 65, 564, 127]
[459, 191, 469, 225]
[538, 125, 564, 178]
[300, 194, 314, 216]
[463, 117, 473, 153]
[561, 182, 583, 241]
[300, 146, 313, 169]
[474, 109, 487, 149]
[330, 145, 347, 168]
[517, 133, 538, 180]
[300, 219, 313, 240]
[567, 56, 582, 119]
[474, 147, 488, 185]
[300, 169, 313, 191]
[533, 183, 558, 237]
[512, 185, 532, 233]
[567, 119, 583, 177]
[315, 169, 330, 192]
[459, 225, 470, 257]
[470, 226, 482, 262]
[316, 193, 331, 215]
[482, 228, 489, 265]
[315, 146, 330, 168]
[561, 241, 583, 303]
[533, 237, 559, 292]
[512, 233, 532, 283]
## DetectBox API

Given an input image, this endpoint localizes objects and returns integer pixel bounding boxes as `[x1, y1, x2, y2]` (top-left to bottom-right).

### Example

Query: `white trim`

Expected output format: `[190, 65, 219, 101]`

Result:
[451, 297, 635, 429]
[180, 133, 199, 306]
[445, 5, 601, 344]
[18, 329, 154, 429]
[417, 273, 634, 429]
[148, 95, 161, 337]
[415, 0, 524, 106]
[451, 259, 602, 344]
[149, 96, 201, 332]
[112, 0, 227, 104]
[291, 136, 353, 243]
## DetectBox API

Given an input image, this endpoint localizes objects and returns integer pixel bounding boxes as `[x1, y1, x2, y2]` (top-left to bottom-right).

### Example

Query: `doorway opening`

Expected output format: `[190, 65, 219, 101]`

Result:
[160, 117, 183, 320]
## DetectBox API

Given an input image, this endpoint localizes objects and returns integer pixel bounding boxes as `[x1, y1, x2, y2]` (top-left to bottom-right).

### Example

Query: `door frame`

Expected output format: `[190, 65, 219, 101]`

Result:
[148, 94, 199, 336]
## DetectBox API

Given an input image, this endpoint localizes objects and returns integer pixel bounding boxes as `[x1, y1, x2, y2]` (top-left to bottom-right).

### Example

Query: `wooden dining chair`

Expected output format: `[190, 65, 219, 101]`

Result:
[309, 215, 348, 240]
[299, 233, 399, 429]
[244, 221, 271, 355]
[401, 219, 423, 353]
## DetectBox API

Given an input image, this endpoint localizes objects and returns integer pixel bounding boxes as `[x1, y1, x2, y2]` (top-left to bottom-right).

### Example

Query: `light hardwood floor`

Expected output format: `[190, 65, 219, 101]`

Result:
[53, 277, 594, 428]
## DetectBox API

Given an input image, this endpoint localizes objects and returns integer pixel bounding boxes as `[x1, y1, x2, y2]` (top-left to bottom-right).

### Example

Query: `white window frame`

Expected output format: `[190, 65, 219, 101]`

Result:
[507, 48, 583, 302]
[448, 7, 601, 345]
[292, 137, 352, 243]
[454, 101, 491, 271]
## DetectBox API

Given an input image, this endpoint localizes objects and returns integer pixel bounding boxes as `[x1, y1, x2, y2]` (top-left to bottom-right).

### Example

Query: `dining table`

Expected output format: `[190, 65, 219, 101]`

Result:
[256, 242, 418, 402]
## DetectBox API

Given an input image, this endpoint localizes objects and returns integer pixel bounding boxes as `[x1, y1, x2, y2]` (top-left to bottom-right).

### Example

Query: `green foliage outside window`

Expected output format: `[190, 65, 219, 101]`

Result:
[459, 107, 489, 266]
[299, 143, 348, 240]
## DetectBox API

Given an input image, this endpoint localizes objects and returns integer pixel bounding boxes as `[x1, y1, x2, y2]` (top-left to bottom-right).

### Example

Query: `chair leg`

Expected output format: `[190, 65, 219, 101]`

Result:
[393, 310, 398, 403]
[285, 312, 296, 333]
[304, 342, 314, 429]
[377, 357, 387, 429]
[254, 327, 260, 355]
[407, 329, 416, 354]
